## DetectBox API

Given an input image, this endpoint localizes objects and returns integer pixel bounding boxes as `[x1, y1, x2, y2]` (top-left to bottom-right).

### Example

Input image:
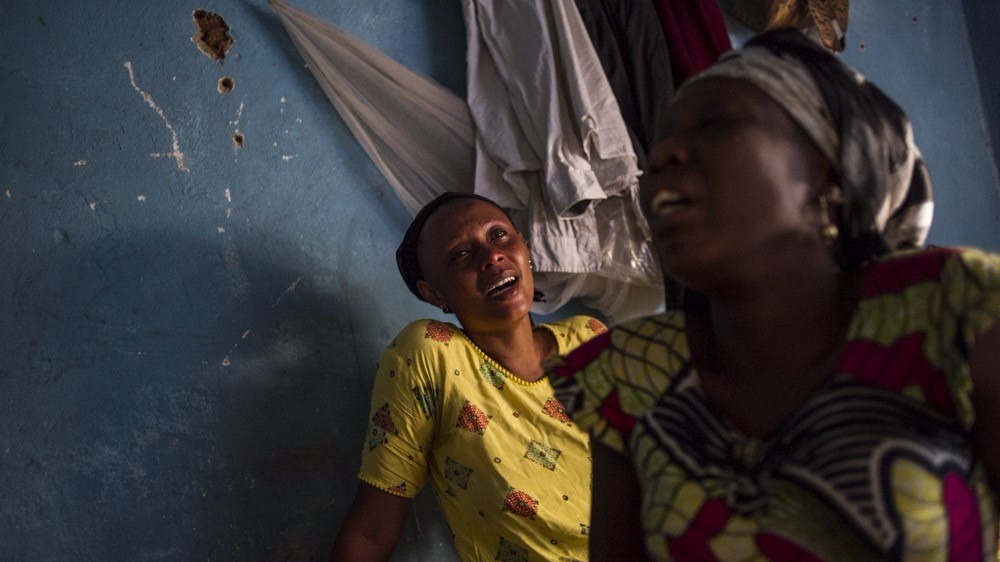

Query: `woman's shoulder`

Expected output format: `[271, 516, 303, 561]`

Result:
[864, 246, 1000, 297]
[551, 311, 687, 375]
[387, 318, 466, 355]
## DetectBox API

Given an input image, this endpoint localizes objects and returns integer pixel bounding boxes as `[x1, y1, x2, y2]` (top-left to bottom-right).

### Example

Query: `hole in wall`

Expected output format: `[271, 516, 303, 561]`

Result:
[191, 9, 233, 61]
[233, 132, 245, 148]
[218, 76, 234, 93]
[858, 42, 866, 51]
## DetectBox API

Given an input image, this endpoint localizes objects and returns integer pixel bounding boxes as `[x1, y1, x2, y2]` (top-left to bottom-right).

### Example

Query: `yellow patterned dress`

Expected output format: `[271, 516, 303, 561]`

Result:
[359, 315, 607, 562]
[550, 248, 1000, 561]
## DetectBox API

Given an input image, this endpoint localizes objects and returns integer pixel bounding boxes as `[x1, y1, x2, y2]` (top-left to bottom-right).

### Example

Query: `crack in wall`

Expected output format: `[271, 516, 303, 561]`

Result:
[123, 61, 189, 172]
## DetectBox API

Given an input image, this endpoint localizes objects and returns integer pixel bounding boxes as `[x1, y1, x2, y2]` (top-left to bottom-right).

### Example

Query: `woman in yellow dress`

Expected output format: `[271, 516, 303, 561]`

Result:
[332, 192, 606, 562]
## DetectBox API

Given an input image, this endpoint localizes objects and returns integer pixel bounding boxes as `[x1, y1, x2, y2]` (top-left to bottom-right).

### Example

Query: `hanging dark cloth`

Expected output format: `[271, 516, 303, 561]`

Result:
[573, 0, 674, 170]
[651, 0, 733, 86]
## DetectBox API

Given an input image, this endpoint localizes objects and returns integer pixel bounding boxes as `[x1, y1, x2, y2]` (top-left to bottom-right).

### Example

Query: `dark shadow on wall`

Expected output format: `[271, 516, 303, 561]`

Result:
[420, 0, 467, 98]
[1, 224, 456, 561]
[962, 0, 1000, 197]
[214, 255, 457, 562]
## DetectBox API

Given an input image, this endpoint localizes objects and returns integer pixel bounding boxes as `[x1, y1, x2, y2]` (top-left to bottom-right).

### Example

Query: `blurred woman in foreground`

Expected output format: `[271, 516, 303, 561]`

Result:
[551, 29, 1000, 561]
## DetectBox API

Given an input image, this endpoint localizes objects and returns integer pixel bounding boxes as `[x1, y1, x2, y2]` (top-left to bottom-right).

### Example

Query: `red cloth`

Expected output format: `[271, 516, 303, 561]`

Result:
[651, 0, 732, 86]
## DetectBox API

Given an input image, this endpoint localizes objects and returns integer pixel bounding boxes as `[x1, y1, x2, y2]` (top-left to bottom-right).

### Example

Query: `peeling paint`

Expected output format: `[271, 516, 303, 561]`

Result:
[5, 190, 10, 198]
[281, 155, 296, 161]
[124, 61, 189, 172]
[224, 188, 232, 203]
[217, 227, 225, 233]
[137, 195, 147, 201]
[88, 202, 97, 211]
[73, 160, 87, 167]
[191, 9, 233, 61]
[272, 276, 303, 307]
[226, 208, 232, 218]
[231, 103, 245, 150]
[221, 356, 231, 366]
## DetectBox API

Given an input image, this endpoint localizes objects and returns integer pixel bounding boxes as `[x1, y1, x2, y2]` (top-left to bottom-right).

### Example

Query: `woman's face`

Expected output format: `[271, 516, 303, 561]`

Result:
[416, 199, 534, 332]
[640, 77, 831, 291]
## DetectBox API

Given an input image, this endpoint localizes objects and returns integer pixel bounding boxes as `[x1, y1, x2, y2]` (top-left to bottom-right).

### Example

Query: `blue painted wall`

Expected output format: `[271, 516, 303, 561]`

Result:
[964, 0, 1000, 198]
[1, 1, 997, 561]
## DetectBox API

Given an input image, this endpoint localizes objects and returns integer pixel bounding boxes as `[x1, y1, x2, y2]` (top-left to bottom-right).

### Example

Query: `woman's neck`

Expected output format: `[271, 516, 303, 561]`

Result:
[695, 260, 866, 382]
[464, 318, 554, 383]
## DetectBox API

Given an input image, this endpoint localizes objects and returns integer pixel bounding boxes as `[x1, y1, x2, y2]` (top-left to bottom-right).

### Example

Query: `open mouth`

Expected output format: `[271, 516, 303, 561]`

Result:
[486, 275, 518, 297]
[649, 189, 690, 217]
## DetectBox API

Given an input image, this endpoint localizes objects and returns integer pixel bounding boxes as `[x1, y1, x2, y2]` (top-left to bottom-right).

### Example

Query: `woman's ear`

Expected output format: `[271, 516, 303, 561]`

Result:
[416, 280, 447, 311]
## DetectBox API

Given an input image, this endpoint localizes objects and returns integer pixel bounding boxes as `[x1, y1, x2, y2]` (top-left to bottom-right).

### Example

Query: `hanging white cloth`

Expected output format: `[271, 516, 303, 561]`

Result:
[269, 0, 664, 323]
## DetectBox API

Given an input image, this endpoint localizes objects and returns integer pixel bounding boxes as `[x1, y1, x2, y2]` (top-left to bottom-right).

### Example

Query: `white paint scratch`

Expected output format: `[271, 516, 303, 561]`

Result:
[89, 202, 97, 211]
[296, 118, 302, 124]
[226, 208, 232, 218]
[281, 155, 296, 161]
[222, 356, 231, 366]
[4, 190, 10, 199]
[280, 97, 286, 104]
[224, 188, 232, 203]
[217, 226, 225, 233]
[241, 329, 251, 339]
[124, 61, 189, 172]
[272, 276, 303, 307]
[73, 160, 87, 167]
[137, 195, 147, 202]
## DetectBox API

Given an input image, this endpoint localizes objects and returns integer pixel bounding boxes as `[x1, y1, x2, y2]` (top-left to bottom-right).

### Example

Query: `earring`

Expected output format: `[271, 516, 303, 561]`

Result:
[528, 259, 533, 271]
[818, 195, 839, 242]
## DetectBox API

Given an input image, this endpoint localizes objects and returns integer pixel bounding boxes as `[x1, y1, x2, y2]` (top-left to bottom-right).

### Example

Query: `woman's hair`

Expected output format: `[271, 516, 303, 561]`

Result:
[682, 28, 933, 270]
[395, 192, 510, 303]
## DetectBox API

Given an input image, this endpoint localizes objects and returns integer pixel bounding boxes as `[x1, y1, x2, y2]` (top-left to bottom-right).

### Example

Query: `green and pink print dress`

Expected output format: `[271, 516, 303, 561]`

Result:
[550, 248, 1000, 561]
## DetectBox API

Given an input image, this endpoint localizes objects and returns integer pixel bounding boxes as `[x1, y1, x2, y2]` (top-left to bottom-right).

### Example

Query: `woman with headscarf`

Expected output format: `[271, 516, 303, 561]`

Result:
[549, 29, 1000, 561]
[332, 192, 606, 561]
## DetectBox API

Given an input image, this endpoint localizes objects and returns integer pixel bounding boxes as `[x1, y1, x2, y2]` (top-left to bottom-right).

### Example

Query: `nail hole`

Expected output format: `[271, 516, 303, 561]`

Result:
[218, 76, 234, 93]
[233, 133, 245, 148]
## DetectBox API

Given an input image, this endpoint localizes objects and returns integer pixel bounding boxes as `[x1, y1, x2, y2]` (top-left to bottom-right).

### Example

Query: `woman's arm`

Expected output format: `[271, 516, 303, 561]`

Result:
[971, 323, 1000, 490]
[590, 440, 651, 562]
[330, 482, 411, 562]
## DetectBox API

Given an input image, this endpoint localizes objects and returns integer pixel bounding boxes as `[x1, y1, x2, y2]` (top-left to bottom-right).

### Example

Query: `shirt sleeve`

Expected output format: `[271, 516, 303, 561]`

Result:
[357, 322, 442, 498]
[548, 329, 632, 455]
[548, 314, 683, 455]
[950, 248, 1000, 349]
[942, 248, 1000, 429]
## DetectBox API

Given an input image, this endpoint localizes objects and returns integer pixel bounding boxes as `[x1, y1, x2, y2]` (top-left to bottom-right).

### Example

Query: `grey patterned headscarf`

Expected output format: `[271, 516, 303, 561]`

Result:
[678, 29, 933, 269]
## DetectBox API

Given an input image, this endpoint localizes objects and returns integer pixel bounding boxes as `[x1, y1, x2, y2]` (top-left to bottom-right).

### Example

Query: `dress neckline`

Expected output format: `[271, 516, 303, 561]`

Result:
[457, 323, 560, 387]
